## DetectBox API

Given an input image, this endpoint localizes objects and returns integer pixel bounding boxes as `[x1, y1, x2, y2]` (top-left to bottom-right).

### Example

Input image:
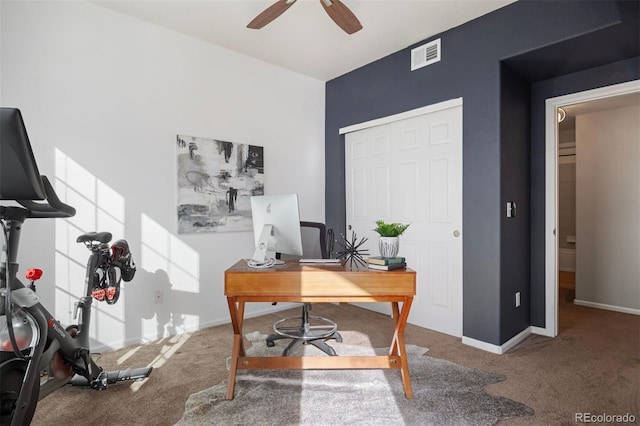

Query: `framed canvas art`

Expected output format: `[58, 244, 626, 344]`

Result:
[176, 134, 264, 234]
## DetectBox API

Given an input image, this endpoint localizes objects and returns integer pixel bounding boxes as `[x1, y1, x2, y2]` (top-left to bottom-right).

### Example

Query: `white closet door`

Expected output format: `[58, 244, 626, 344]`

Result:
[345, 103, 463, 336]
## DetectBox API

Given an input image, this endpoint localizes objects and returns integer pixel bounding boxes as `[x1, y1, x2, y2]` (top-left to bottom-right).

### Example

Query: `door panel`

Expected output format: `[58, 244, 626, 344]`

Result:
[345, 103, 463, 336]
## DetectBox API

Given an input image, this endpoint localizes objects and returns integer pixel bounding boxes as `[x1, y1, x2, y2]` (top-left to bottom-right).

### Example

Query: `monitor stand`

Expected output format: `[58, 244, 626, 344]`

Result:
[249, 224, 279, 268]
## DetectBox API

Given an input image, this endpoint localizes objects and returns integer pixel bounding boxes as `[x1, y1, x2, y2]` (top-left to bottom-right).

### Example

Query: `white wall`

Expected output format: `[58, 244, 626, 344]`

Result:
[575, 104, 639, 312]
[1, 1, 325, 351]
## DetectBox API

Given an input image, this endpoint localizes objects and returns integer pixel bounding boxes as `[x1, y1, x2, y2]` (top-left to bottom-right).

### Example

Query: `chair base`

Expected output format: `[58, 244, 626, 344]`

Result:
[266, 331, 342, 356]
[266, 303, 342, 356]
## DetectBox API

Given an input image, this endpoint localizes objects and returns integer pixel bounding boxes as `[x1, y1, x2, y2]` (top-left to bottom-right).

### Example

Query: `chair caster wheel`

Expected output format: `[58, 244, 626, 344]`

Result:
[266, 340, 275, 347]
[335, 334, 343, 343]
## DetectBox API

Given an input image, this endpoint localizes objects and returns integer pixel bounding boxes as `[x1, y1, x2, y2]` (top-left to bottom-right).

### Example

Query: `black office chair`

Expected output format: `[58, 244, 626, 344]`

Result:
[266, 221, 343, 356]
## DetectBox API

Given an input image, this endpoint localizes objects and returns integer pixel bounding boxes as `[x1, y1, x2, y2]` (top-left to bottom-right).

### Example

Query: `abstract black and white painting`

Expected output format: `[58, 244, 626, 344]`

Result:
[176, 134, 264, 234]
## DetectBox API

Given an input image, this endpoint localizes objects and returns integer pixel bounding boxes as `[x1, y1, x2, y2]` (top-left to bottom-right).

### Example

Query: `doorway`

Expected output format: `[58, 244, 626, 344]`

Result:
[544, 80, 640, 337]
[557, 112, 576, 305]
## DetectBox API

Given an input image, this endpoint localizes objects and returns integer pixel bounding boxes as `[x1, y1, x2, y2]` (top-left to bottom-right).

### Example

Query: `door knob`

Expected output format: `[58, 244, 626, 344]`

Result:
[348, 224, 352, 230]
[453, 230, 461, 238]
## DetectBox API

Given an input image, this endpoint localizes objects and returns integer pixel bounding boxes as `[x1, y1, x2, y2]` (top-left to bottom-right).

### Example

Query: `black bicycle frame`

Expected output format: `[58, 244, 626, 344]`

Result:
[1, 206, 102, 425]
[1, 110, 151, 425]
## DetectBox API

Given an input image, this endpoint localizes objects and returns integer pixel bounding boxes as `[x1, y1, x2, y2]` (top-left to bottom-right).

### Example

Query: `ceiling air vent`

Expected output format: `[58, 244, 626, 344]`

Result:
[411, 38, 441, 71]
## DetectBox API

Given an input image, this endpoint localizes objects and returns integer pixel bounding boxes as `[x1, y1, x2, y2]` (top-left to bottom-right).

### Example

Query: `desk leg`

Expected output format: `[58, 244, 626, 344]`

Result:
[390, 302, 401, 355]
[226, 298, 245, 400]
[389, 297, 414, 399]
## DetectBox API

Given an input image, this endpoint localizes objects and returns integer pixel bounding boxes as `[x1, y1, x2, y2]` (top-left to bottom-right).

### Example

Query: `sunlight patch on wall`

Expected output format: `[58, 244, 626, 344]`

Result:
[140, 213, 200, 339]
[140, 213, 199, 293]
[54, 148, 126, 347]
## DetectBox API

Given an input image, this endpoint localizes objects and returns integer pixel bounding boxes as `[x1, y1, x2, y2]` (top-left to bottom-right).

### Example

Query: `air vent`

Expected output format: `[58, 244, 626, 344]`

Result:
[411, 38, 441, 71]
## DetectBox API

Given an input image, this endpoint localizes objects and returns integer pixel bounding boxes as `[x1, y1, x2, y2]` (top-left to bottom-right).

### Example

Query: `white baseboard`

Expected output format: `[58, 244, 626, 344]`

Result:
[531, 325, 554, 337]
[574, 299, 640, 315]
[462, 327, 532, 354]
[93, 302, 298, 353]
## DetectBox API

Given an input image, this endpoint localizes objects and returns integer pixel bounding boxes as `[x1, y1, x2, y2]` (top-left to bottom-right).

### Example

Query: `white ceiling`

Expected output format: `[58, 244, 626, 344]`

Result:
[93, 0, 516, 81]
[564, 93, 640, 117]
[559, 92, 640, 129]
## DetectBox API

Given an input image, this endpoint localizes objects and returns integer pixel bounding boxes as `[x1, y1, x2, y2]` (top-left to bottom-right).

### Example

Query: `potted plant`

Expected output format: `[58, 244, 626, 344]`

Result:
[373, 220, 410, 258]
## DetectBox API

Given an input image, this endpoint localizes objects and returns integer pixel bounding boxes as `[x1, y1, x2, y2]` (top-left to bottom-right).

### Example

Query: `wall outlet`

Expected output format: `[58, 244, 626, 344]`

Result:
[154, 290, 164, 304]
[515, 291, 521, 307]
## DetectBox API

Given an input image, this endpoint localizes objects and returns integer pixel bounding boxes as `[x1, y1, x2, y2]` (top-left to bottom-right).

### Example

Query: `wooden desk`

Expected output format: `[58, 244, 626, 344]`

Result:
[224, 259, 416, 400]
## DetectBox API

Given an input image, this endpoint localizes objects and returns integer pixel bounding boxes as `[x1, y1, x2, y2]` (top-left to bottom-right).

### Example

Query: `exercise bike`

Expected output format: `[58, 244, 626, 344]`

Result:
[0, 108, 152, 425]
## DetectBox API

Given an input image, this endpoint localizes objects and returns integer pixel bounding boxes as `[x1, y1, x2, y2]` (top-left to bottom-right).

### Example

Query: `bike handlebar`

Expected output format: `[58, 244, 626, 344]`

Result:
[17, 176, 76, 218]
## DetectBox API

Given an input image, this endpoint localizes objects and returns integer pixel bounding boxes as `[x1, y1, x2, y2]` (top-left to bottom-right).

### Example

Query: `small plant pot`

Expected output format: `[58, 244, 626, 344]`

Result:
[378, 236, 399, 259]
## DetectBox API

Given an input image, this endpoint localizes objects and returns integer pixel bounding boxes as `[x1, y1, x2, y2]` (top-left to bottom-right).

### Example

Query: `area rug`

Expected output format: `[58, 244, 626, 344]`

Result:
[176, 332, 533, 425]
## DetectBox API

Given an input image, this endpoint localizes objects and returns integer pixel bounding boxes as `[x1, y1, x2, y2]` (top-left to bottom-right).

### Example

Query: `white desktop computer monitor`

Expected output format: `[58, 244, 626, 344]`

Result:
[249, 194, 303, 267]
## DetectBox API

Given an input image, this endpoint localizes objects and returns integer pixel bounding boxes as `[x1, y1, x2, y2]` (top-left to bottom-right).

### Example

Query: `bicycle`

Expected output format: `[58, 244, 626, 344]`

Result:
[77, 231, 136, 305]
[0, 180, 153, 425]
[0, 109, 152, 425]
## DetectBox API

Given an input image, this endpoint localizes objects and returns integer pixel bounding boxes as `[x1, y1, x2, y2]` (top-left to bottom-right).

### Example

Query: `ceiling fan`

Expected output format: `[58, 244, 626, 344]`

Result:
[247, 0, 363, 35]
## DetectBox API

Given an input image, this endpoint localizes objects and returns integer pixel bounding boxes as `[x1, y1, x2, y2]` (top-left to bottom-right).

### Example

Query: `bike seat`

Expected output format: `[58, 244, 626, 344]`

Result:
[76, 231, 112, 244]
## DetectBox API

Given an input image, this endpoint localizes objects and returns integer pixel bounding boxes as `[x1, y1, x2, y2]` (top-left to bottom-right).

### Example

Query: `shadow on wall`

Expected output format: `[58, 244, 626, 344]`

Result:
[125, 268, 201, 343]
[53, 148, 203, 351]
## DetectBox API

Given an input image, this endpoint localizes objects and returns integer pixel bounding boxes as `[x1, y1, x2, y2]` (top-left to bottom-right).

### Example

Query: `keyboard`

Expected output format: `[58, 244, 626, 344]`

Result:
[299, 259, 341, 264]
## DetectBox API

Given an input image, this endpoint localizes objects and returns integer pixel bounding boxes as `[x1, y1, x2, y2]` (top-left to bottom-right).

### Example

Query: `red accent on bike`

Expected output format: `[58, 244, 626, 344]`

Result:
[111, 245, 125, 260]
[106, 287, 117, 301]
[47, 318, 55, 328]
[0, 338, 31, 351]
[92, 288, 106, 301]
[25, 268, 43, 281]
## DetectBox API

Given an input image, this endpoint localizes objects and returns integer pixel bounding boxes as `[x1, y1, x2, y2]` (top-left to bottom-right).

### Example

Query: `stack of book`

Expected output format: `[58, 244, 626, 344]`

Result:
[367, 256, 407, 271]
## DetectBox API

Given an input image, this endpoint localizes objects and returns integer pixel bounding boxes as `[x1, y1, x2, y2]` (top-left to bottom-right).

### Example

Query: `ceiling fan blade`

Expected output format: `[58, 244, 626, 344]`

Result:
[247, 0, 297, 30]
[319, 0, 362, 35]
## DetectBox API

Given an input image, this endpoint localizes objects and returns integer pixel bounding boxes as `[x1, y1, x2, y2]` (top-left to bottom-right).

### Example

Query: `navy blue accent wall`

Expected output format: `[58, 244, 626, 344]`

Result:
[500, 63, 531, 341]
[325, 0, 639, 345]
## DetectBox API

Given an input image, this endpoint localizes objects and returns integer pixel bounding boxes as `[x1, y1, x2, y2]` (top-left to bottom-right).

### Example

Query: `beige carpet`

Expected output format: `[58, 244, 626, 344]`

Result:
[31, 293, 639, 425]
[176, 334, 532, 425]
